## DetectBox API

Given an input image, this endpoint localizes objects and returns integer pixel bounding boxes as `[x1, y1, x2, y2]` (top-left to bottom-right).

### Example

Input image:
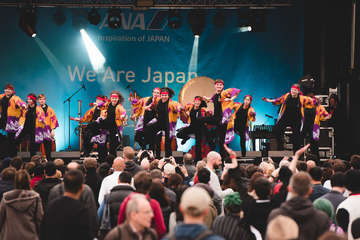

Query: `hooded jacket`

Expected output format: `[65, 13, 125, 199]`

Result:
[268, 196, 330, 240]
[124, 160, 142, 177]
[0, 189, 43, 240]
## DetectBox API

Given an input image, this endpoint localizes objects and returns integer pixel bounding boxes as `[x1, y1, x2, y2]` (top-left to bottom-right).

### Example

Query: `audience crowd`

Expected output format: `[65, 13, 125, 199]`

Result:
[0, 144, 360, 240]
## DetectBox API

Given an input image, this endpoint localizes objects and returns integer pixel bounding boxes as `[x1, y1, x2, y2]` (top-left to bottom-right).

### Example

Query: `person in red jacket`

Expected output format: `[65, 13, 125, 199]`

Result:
[117, 171, 166, 238]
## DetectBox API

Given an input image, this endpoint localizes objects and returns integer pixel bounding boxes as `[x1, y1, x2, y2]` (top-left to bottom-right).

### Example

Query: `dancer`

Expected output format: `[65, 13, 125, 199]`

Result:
[130, 87, 160, 150]
[16, 93, 45, 158]
[203, 79, 241, 159]
[262, 84, 318, 153]
[177, 96, 207, 162]
[234, 95, 256, 157]
[38, 94, 59, 161]
[0, 84, 27, 158]
[146, 87, 181, 158]
[105, 91, 127, 156]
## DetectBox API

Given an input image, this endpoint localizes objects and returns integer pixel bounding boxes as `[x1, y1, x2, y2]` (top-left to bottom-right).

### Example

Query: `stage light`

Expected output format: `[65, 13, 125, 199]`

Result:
[188, 35, 199, 74]
[53, 7, 66, 26]
[108, 9, 121, 29]
[80, 29, 106, 72]
[188, 9, 206, 37]
[72, 9, 88, 30]
[88, 8, 101, 26]
[19, 6, 37, 37]
[168, 10, 181, 29]
[238, 9, 266, 33]
[213, 11, 226, 28]
[238, 26, 252, 32]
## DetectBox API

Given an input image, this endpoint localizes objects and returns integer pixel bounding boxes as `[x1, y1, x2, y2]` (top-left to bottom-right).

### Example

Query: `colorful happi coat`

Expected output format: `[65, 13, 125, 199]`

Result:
[80, 102, 107, 123]
[180, 103, 207, 125]
[272, 93, 317, 131]
[0, 94, 27, 135]
[130, 96, 152, 132]
[313, 104, 330, 141]
[40, 106, 59, 142]
[210, 88, 241, 144]
[233, 103, 256, 141]
[17, 106, 46, 144]
[110, 103, 128, 137]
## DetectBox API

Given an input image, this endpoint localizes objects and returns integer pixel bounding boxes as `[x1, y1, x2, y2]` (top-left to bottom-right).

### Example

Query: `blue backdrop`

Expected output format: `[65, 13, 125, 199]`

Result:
[0, 5, 303, 151]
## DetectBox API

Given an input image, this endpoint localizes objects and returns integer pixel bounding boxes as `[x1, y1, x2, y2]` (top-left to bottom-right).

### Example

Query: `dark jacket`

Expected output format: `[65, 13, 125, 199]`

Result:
[104, 222, 157, 240]
[124, 161, 142, 177]
[33, 177, 62, 209]
[247, 199, 275, 237]
[85, 168, 102, 206]
[309, 184, 331, 202]
[0, 180, 14, 200]
[212, 215, 255, 240]
[106, 184, 135, 228]
[268, 196, 330, 240]
[321, 190, 346, 210]
[163, 223, 224, 240]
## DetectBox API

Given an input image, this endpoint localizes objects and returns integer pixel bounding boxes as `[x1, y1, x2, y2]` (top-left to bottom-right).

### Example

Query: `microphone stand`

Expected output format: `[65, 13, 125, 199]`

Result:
[63, 84, 86, 150]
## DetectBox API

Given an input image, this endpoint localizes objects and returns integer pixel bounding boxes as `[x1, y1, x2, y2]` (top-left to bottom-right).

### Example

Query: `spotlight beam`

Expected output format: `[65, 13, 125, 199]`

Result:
[188, 35, 199, 74]
[80, 29, 106, 72]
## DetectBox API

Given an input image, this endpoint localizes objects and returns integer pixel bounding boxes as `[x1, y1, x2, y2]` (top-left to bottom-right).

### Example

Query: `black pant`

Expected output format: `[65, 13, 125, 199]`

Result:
[108, 128, 120, 156]
[177, 125, 202, 162]
[17, 130, 40, 158]
[273, 115, 302, 153]
[236, 127, 247, 157]
[147, 122, 171, 158]
[0, 132, 18, 158]
[43, 140, 53, 161]
[302, 125, 320, 163]
[203, 116, 228, 160]
[134, 130, 147, 150]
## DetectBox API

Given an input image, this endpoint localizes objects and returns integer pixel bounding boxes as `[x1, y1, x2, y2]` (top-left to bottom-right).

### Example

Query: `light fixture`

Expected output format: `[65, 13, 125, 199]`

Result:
[88, 8, 101, 26]
[213, 11, 226, 28]
[108, 9, 121, 29]
[168, 9, 181, 29]
[53, 7, 66, 26]
[19, 6, 37, 37]
[188, 9, 206, 37]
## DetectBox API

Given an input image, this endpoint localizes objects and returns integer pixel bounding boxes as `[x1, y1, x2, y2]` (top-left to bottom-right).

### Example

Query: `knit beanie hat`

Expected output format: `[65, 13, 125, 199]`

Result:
[224, 192, 242, 214]
[313, 198, 334, 221]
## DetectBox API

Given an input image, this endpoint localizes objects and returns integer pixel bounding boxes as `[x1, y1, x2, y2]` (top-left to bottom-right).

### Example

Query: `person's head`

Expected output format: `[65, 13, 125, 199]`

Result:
[66, 161, 80, 171]
[195, 160, 206, 172]
[350, 154, 360, 170]
[36, 94, 46, 107]
[98, 162, 111, 179]
[223, 192, 243, 215]
[112, 157, 125, 171]
[246, 165, 260, 178]
[167, 173, 183, 191]
[150, 169, 162, 180]
[314, 198, 335, 222]
[197, 167, 210, 184]
[140, 158, 150, 171]
[222, 166, 248, 196]
[27, 93, 37, 106]
[1, 167, 16, 181]
[126, 194, 154, 230]
[330, 172, 346, 192]
[243, 95, 252, 107]
[160, 87, 174, 102]
[266, 215, 299, 240]
[110, 90, 123, 105]
[63, 169, 84, 197]
[278, 166, 293, 185]
[248, 171, 264, 192]
[344, 169, 360, 193]
[206, 151, 222, 168]
[253, 177, 272, 200]
[123, 146, 135, 161]
[290, 84, 300, 98]
[183, 153, 193, 165]
[33, 164, 44, 177]
[152, 87, 160, 98]
[214, 79, 224, 93]
[309, 166, 323, 182]
[54, 158, 64, 168]
[118, 171, 132, 184]
[134, 171, 152, 194]
[297, 161, 308, 172]
[180, 187, 211, 221]
[306, 160, 316, 171]
[289, 171, 313, 198]
[163, 163, 175, 178]
[44, 162, 57, 177]
[100, 109, 107, 119]
[149, 179, 169, 207]
[333, 159, 347, 173]
[4, 83, 14, 97]
[31, 155, 42, 165]
[351, 218, 360, 240]
[329, 94, 338, 107]
[10, 156, 23, 170]
[105, 154, 116, 166]
[24, 162, 36, 176]
[95, 95, 107, 104]
[83, 157, 98, 171]
[15, 170, 31, 190]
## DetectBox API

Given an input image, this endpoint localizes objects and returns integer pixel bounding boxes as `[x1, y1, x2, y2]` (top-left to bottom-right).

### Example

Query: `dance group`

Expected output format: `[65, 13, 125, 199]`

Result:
[0, 80, 331, 162]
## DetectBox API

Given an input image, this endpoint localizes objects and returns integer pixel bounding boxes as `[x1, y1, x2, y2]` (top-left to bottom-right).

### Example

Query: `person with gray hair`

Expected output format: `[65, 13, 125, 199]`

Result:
[268, 171, 330, 240]
[104, 194, 157, 240]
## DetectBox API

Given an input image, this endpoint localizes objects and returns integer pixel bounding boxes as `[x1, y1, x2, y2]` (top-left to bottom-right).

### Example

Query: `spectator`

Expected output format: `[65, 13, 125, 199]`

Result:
[297, 161, 308, 172]
[99, 171, 134, 228]
[314, 198, 344, 234]
[40, 169, 92, 240]
[98, 157, 125, 205]
[0, 167, 16, 200]
[33, 162, 61, 209]
[53, 158, 65, 177]
[98, 162, 111, 182]
[268, 171, 330, 240]
[197, 167, 211, 184]
[272, 166, 292, 208]
[183, 153, 196, 178]
[164, 187, 224, 240]
[212, 192, 256, 240]
[307, 160, 316, 171]
[104, 194, 157, 240]
[48, 161, 98, 238]
[266, 215, 299, 240]
[318, 231, 347, 240]
[350, 154, 360, 170]
[105, 154, 116, 166]
[30, 164, 44, 189]
[150, 169, 177, 208]
[195, 183, 219, 228]
[10, 156, 23, 170]
[321, 172, 346, 210]
[149, 179, 172, 230]
[118, 171, 166, 238]
[336, 169, 360, 240]
[31, 155, 42, 165]
[309, 166, 330, 201]
[141, 158, 150, 171]
[206, 151, 233, 198]
[0, 170, 43, 240]
[83, 157, 101, 205]
[351, 218, 360, 239]
[24, 162, 36, 176]
[123, 146, 142, 177]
